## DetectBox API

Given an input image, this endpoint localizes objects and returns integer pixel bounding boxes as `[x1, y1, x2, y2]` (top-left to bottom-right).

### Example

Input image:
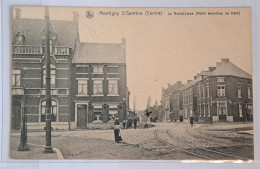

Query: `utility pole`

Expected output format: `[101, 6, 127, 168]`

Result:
[44, 7, 53, 153]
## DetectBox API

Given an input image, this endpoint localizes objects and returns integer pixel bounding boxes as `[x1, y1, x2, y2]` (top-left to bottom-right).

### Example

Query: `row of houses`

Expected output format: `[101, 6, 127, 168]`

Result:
[161, 58, 253, 123]
[11, 9, 129, 130]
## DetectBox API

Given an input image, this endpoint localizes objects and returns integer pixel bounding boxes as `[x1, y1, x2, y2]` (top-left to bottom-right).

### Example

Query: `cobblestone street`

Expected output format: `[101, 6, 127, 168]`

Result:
[10, 122, 253, 160]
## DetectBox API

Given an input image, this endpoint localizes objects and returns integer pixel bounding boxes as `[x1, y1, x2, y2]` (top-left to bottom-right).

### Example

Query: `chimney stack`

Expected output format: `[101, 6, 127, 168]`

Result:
[15, 8, 21, 19]
[168, 83, 170, 88]
[216, 62, 222, 68]
[194, 76, 197, 80]
[208, 67, 216, 72]
[221, 58, 230, 63]
[73, 11, 79, 24]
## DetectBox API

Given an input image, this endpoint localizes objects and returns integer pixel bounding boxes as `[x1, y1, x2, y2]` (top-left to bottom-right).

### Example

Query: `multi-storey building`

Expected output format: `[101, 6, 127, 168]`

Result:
[11, 8, 129, 130]
[197, 58, 252, 123]
[161, 81, 183, 122]
[71, 40, 128, 128]
[11, 9, 79, 130]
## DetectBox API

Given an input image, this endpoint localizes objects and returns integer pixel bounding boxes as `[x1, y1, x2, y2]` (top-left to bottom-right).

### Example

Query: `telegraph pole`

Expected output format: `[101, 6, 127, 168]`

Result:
[44, 7, 53, 153]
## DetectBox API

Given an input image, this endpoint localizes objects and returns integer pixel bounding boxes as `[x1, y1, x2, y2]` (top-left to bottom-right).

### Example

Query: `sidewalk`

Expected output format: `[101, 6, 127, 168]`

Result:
[10, 140, 60, 160]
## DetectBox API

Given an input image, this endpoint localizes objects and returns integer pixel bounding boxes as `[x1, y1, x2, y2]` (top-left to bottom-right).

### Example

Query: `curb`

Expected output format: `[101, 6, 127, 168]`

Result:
[53, 147, 64, 160]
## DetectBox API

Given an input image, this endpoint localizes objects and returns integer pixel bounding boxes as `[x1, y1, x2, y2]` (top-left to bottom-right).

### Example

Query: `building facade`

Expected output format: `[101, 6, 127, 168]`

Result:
[71, 40, 128, 128]
[161, 81, 183, 122]
[197, 59, 252, 123]
[11, 9, 129, 130]
[11, 9, 79, 130]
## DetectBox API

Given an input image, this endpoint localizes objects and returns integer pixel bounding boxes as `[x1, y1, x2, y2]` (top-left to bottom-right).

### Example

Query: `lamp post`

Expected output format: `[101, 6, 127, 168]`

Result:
[17, 67, 29, 151]
[43, 7, 53, 153]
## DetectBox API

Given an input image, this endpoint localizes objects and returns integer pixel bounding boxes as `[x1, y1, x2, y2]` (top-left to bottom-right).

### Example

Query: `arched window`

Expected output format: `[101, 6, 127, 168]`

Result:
[41, 100, 57, 122]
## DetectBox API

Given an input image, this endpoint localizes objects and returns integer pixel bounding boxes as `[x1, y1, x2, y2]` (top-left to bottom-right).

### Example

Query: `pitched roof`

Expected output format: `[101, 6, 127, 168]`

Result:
[211, 59, 252, 79]
[72, 42, 126, 63]
[12, 18, 77, 47]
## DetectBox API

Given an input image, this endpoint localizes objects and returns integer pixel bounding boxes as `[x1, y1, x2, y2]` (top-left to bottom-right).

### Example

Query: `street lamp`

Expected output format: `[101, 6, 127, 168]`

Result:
[43, 7, 53, 153]
[17, 67, 29, 151]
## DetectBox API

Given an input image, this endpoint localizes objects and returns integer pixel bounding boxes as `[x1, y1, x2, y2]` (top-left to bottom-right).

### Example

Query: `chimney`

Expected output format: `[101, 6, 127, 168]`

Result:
[168, 83, 170, 88]
[221, 58, 230, 63]
[73, 11, 79, 24]
[122, 38, 126, 46]
[208, 67, 216, 72]
[194, 76, 197, 80]
[216, 62, 222, 68]
[15, 8, 21, 19]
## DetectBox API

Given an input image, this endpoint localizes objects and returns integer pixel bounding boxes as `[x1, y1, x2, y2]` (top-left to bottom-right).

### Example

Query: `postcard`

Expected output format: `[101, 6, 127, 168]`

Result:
[10, 6, 253, 161]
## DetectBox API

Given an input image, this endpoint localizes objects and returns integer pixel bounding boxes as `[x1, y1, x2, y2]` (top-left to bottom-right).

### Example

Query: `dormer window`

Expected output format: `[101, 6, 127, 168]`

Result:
[15, 32, 25, 45]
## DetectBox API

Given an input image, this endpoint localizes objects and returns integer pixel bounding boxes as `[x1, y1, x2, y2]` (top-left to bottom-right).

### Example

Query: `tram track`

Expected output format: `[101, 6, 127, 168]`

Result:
[167, 129, 251, 161]
[154, 129, 214, 160]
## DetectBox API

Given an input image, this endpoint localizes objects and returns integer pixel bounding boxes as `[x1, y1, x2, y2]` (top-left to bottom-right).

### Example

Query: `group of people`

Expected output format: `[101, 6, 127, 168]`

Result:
[122, 118, 138, 129]
[113, 116, 138, 143]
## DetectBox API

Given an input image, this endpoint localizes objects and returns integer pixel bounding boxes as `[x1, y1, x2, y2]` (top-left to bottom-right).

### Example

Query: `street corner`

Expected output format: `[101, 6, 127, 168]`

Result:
[10, 141, 58, 160]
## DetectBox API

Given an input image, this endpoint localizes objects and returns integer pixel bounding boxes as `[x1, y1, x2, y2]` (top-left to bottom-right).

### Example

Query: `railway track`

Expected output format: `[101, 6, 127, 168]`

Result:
[154, 128, 251, 160]
[184, 126, 254, 154]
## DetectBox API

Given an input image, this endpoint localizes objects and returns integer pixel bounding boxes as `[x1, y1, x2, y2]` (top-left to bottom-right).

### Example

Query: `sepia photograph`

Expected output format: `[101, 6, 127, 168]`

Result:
[10, 6, 253, 161]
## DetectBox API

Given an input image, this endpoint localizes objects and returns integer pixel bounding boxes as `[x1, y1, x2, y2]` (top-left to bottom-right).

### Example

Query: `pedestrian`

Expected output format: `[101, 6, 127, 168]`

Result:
[133, 118, 137, 129]
[122, 120, 126, 129]
[114, 116, 122, 143]
[190, 116, 194, 127]
[129, 119, 132, 129]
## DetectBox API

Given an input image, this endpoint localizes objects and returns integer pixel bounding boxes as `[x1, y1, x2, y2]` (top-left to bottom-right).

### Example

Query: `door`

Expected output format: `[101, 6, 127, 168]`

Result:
[77, 104, 87, 128]
[218, 102, 227, 121]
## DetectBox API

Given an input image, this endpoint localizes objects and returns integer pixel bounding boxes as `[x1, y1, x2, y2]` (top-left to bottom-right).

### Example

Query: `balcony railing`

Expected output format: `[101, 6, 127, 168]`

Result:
[12, 87, 24, 95]
[13, 45, 43, 55]
[13, 45, 70, 55]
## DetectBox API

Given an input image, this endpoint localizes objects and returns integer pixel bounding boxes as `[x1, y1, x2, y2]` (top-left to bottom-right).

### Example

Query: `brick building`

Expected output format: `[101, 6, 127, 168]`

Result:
[71, 40, 128, 128]
[11, 9, 79, 130]
[11, 9, 129, 130]
[197, 59, 252, 123]
[161, 81, 183, 122]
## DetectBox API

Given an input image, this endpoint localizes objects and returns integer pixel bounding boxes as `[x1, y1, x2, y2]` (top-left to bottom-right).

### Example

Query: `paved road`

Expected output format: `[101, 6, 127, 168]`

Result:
[10, 122, 253, 160]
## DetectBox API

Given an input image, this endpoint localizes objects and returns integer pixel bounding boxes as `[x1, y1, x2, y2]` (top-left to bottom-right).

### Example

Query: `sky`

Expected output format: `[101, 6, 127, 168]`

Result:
[13, 7, 252, 110]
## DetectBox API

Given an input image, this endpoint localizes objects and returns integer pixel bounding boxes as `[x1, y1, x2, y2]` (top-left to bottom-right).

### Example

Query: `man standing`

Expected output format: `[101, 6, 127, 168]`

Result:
[114, 116, 121, 143]
[190, 115, 194, 127]
[133, 117, 137, 129]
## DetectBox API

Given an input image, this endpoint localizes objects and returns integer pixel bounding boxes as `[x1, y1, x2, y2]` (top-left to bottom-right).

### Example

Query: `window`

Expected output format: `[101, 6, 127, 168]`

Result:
[208, 103, 211, 117]
[248, 87, 252, 99]
[217, 77, 225, 82]
[204, 104, 206, 117]
[78, 80, 88, 95]
[239, 104, 243, 117]
[108, 80, 118, 95]
[12, 70, 21, 87]
[199, 104, 201, 117]
[207, 86, 209, 98]
[238, 86, 242, 98]
[198, 90, 201, 100]
[217, 85, 225, 97]
[202, 87, 205, 99]
[41, 100, 57, 122]
[108, 67, 118, 74]
[93, 80, 103, 95]
[43, 64, 56, 85]
[93, 66, 103, 73]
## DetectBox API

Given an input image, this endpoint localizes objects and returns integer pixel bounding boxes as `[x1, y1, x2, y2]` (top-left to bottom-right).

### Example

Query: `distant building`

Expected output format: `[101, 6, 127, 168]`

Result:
[196, 58, 252, 123]
[163, 58, 253, 123]
[161, 81, 183, 122]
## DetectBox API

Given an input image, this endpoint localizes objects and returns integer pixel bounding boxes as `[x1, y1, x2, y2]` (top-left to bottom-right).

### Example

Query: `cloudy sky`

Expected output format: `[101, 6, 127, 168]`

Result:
[14, 7, 252, 110]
